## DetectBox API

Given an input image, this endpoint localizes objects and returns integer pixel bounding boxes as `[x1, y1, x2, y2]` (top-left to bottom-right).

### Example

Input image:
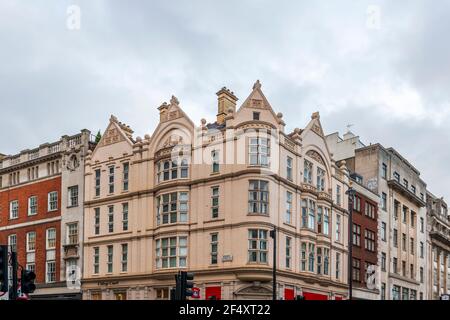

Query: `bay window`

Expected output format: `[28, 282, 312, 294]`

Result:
[248, 180, 269, 215]
[248, 229, 268, 263]
[156, 191, 189, 225]
[157, 158, 189, 183]
[249, 137, 270, 167]
[155, 236, 188, 268]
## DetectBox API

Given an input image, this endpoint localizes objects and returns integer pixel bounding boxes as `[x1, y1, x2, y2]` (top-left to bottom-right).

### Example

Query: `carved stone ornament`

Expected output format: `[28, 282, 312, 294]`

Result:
[312, 123, 324, 137]
[67, 154, 80, 171]
[102, 127, 124, 146]
[306, 150, 325, 166]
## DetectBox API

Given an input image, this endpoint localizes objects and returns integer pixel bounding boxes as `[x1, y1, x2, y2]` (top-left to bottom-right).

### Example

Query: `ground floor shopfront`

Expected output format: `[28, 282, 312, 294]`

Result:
[82, 270, 348, 300]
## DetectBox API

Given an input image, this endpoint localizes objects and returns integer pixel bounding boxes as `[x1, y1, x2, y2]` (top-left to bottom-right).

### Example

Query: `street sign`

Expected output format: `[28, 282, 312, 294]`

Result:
[192, 287, 200, 299]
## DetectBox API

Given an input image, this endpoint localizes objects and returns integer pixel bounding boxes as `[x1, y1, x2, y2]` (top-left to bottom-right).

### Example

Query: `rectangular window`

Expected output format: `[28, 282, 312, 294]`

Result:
[420, 242, 424, 258]
[352, 224, 361, 247]
[123, 162, 129, 191]
[393, 257, 398, 274]
[67, 223, 78, 245]
[121, 244, 128, 272]
[46, 228, 56, 249]
[157, 192, 189, 225]
[212, 150, 220, 173]
[381, 222, 386, 242]
[394, 200, 399, 220]
[108, 165, 115, 194]
[403, 179, 408, 189]
[155, 236, 188, 268]
[249, 137, 270, 167]
[253, 111, 260, 120]
[393, 229, 398, 248]
[68, 185, 79, 207]
[285, 191, 292, 224]
[335, 214, 341, 242]
[211, 187, 219, 218]
[381, 192, 387, 211]
[364, 229, 375, 252]
[392, 285, 400, 300]
[316, 167, 325, 191]
[94, 208, 100, 235]
[28, 196, 37, 216]
[381, 283, 386, 300]
[308, 199, 315, 230]
[381, 252, 386, 272]
[303, 160, 313, 184]
[420, 217, 424, 233]
[336, 185, 341, 206]
[410, 211, 415, 227]
[402, 233, 406, 251]
[286, 157, 293, 181]
[323, 207, 330, 235]
[411, 185, 416, 194]
[211, 233, 218, 265]
[108, 206, 114, 233]
[95, 169, 101, 197]
[46, 261, 56, 283]
[381, 163, 387, 179]
[402, 206, 408, 223]
[248, 180, 269, 215]
[248, 229, 268, 263]
[410, 264, 414, 279]
[352, 258, 361, 282]
[8, 234, 17, 252]
[410, 237, 414, 255]
[365, 202, 375, 219]
[10, 200, 19, 219]
[353, 196, 361, 212]
[285, 237, 291, 269]
[317, 247, 322, 274]
[122, 203, 128, 231]
[301, 243, 307, 271]
[27, 231, 36, 252]
[420, 267, 424, 283]
[93, 247, 99, 274]
[394, 172, 400, 182]
[48, 191, 58, 211]
[107, 245, 113, 273]
[402, 261, 406, 276]
[336, 252, 340, 279]
[308, 243, 315, 272]
[402, 287, 409, 300]
[157, 159, 189, 182]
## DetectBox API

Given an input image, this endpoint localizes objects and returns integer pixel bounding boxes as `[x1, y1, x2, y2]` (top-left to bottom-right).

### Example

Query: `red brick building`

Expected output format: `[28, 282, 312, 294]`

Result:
[0, 130, 94, 299]
[350, 173, 379, 300]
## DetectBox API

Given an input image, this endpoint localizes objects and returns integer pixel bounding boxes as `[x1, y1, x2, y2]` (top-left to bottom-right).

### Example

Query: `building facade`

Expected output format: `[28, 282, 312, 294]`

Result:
[350, 174, 379, 300]
[0, 130, 94, 299]
[327, 132, 428, 300]
[82, 81, 351, 300]
[426, 192, 450, 299]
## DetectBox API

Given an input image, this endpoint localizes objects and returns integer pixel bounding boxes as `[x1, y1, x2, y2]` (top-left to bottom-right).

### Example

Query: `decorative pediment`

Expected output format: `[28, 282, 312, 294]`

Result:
[101, 126, 125, 147]
[306, 150, 325, 166]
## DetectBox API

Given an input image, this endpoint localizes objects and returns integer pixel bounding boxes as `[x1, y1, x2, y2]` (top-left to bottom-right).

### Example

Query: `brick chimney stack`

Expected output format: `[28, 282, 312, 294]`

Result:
[216, 87, 238, 124]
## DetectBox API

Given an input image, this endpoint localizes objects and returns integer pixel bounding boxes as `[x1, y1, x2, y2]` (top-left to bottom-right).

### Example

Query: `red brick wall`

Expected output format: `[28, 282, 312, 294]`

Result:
[0, 176, 61, 283]
[352, 191, 378, 287]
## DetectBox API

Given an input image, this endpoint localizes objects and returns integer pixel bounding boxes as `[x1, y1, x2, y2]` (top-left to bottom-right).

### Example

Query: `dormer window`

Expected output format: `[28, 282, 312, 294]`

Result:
[157, 158, 189, 183]
[253, 112, 260, 120]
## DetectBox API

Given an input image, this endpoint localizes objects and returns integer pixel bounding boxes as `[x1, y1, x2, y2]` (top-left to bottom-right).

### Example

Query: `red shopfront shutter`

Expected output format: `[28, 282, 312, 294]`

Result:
[335, 296, 343, 300]
[303, 292, 328, 300]
[284, 288, 295, 300]
[205, 286, 221, 300]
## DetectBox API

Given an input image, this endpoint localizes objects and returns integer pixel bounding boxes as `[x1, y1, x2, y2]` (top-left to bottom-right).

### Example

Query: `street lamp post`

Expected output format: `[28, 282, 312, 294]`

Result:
[346, 184, 356, 300]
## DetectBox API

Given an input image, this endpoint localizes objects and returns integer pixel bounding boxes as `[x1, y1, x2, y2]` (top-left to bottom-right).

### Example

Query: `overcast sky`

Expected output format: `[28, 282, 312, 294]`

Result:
[1, 1, 449, 200]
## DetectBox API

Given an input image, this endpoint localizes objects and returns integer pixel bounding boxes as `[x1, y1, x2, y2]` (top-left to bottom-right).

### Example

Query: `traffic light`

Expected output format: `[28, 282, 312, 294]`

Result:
[0, 245, 8, 292]
[21, 269, 36, 294]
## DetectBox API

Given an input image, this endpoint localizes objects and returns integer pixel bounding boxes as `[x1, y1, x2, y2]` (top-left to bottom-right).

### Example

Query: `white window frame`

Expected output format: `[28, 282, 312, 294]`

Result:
[46, 228, 56, 249]
[26, 231, 36, 252]
[248, 137, 270, 167]
[8, 234, 17, 252]
[67, 222, 79, 245]
[123, 162, 129, 191]
[248, 229, 268, 263]
[48, 191, 58, 211]
[10, 200, 19, 219]
[28, 196, 38, 216]
[68, 185, 79, 207]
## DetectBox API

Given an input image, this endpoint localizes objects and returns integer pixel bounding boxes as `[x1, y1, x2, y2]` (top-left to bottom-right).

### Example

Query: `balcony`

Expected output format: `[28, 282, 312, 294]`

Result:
[387, 179, 426, 207]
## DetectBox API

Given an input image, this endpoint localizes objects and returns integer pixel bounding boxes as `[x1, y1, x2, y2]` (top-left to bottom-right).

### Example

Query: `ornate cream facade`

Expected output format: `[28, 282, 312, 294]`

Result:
[81, 81, 350, 300]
